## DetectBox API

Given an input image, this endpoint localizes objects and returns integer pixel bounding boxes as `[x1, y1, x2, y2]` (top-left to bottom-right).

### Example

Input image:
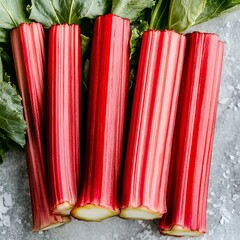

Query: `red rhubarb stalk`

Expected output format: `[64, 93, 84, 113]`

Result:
[48, 24, 81, 216]
[159, 32, 224, 236]
[71, 14, 130, 221]
[120, 30, 186, 220]
[11, 23, 70, 231]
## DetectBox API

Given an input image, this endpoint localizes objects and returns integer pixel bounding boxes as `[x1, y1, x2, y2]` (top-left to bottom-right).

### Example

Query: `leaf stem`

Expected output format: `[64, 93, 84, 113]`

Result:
[149, 0, 162, 29]
[48, 0, 61, 24]
[149, 0, 169, 30]
[1, 3, 18, 28]
[68, 0, 75, 24]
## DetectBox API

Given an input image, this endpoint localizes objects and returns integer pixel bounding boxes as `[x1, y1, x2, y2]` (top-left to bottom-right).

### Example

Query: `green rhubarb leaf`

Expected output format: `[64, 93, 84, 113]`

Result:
[111, 0, 155, 22]
[0, 81, 26, 147]
[129, 21, 148, 89]
[81, 34, 90, 57]
[83, 59, 90, 91]
[0, 0, 30, 29]
[129, 68, 136, 90]
[0, 48, 11, 64]
[130, 28, 140, 65]
[30, 0, 110, 28]
[130, 21, 149, 65]
[0, 131, 9, 163]
[168, 0, 207, 32]
[195, 0, 240, 25]
[0, 29, 9, 43]
[81, 34, 91, 91]
[0, 130, 21, 163]
[0, 56, 26, 148]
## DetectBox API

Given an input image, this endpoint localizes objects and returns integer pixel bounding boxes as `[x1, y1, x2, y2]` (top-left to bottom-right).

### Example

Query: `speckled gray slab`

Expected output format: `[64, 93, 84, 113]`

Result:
[0, 11, 240, 240]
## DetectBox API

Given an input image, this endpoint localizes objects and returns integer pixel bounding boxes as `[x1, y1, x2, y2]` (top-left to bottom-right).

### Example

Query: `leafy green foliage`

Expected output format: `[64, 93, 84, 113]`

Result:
[0, 51, 26, 162]
[30, 0, 110, 28]
[0, 0, 30, 41]
[81, 34, 91, 91]
[83, 59, 90, 92]
[0, 49, 11, 64]
[167, 0, 240, 32]
[111, 0, 155, 22]
[128, 68, 136, 90]
[130, 21, 149, 65]
[81, 34, 90, 57]
[0, 126, 22, 163]
[0, 30, 9, 43]
[168, 0, 207, 32]
[129, 21, 149, 89]
[0, 131, 10, 163]
[195, 0, 240, 25]
[0, 0, 30, 29]
[0, 80, 26, 146]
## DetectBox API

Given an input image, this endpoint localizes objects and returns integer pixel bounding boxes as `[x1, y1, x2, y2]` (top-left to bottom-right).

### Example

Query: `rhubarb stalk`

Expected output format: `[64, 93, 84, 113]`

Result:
[29, 0, 110, 217]
[159, 32, 224, 236]
[71, 14, 130, 221]
[120, 30, 186, 220]
[11, 23, 70, 231]
[48, 24, 81, 216]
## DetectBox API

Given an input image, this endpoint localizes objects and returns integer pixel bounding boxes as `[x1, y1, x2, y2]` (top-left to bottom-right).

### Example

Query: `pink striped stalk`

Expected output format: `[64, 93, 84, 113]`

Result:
[48, 24, 81, 216]
[159, 32, 224, 236]
[71, 14, 130, 221]
[120, 30, 186, 220]
[11, 23, 70, 231]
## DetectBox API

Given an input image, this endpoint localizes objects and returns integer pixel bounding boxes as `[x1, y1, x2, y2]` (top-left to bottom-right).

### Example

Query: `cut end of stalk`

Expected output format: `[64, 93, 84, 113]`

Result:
[119, 206, 162, 220]
[160, 225, 204, 237]
[33, 216, 71, 232]
[53, 202, 75, 216]
[71, 204, 118, 222]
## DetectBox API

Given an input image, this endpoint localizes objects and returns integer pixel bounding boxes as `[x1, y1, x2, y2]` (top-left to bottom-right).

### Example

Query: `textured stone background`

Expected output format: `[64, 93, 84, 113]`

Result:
[0, 11, 240, 240]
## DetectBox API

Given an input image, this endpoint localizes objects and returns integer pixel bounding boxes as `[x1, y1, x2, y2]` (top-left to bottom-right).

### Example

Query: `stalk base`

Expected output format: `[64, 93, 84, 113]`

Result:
[40, 217, 71, 231]
[120, 206, 162, 220]
[53, 202, 75, 216]
[161, 225, 204, 237]
[71, 204, 118, 222]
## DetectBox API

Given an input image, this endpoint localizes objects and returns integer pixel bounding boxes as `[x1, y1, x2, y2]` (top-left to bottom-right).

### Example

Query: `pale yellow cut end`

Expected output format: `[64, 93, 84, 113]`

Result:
[53, 202, 75, 216]
[119, 206, 162, 220]
[161, 225, 204, 237]
[39, 217, 71, 231]
[71, 204, 118, 222]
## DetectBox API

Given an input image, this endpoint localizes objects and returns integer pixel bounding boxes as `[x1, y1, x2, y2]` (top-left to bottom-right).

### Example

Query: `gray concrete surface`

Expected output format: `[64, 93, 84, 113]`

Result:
[0, 11, 240, 240]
